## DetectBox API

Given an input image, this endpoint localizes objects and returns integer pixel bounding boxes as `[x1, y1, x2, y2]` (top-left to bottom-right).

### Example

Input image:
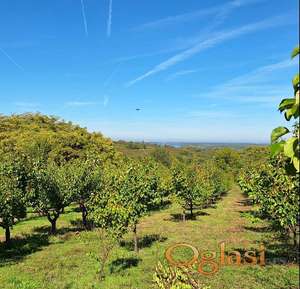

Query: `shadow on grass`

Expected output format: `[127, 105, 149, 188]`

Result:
[70, 218, 83, 227]
[167, 211, 210, 222]
[33, 225, 85, 236]
[109, 257, 141, 273]
[263, 242, 299, 264]
[120, 234, 167, 251]
[0, 233, 50, 267]
[243, 225, 274, 233]
[236, 199, 253, 206]
[230, 241, 299, 265]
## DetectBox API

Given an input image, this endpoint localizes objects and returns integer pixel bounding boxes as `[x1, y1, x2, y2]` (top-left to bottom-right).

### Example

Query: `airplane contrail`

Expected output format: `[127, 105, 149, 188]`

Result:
[80, 0, 88, 37]
[103, 62, 121, 88]
[107, 0, 113, 37]
[0, 47, 24, 70]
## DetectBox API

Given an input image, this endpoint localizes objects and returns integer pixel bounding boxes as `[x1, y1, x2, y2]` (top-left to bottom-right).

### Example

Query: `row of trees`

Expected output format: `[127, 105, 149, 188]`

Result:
[238, 159, 299, 245]
[238, 47, 299, 246]
[172, 161, 231, 220]
[87, 158, 232, 252]
[0, 114, 232, 249]
[0, 114, 117, 243]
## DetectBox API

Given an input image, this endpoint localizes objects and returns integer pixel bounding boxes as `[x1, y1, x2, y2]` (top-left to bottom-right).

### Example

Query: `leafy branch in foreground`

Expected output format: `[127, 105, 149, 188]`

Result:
[271, 46, 299, 173]
[153, 262, 210, 289]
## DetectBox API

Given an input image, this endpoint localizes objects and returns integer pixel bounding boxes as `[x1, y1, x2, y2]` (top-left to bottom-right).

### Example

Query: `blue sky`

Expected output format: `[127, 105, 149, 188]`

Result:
[0, 0, 299, 143]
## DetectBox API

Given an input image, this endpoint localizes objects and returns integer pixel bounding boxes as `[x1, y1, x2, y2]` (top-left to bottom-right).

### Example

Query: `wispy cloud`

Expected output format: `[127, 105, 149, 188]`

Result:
[114, 48, 177, 63]
[14, 102, 39, 108]
[65, 101, 96, 107]
[0, 47, 24, 70]
[103, 63, 121, 88]
[80, 0, 88, 37]
[126, 13, 295, 87]
[165, 69, 198, 81]
[117, 0, 262, 65]
[134, 0, 265, 31]
[196, 58, 298, 105]
[107, 0, 113, 37]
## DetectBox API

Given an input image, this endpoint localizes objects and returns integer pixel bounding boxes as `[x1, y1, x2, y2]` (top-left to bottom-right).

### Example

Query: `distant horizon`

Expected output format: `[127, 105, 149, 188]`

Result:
[112, 138, 269, 146]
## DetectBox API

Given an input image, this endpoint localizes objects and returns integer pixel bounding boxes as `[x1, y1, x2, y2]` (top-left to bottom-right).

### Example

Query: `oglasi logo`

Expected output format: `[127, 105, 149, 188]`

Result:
[165, 242, 265, 275]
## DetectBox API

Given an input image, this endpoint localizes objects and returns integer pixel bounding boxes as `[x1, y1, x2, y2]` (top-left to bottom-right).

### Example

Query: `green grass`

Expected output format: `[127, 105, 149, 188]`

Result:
[0, 187, 298, 289]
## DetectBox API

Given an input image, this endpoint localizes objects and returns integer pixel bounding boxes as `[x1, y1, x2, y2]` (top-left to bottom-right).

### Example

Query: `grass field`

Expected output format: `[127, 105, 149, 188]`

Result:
[0, 187, 298, 289]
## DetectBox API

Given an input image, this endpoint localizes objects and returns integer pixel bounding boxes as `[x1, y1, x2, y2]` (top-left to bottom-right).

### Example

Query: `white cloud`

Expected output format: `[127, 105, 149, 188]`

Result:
[107, 0, 113, 37]
[196, 58, 298, 105]
[134, 0, 265, 31]
[80, 0, 88, 37]
[65, 101, 97, 107]
[165, 69, 198, 81]
[126, 13, 295, 87]
[14, 102, 39, 108]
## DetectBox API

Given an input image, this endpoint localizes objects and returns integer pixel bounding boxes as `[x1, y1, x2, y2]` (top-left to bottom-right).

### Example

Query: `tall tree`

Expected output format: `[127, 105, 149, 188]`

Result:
[61, 159, 102, 228]
[88, 160, 160, 253]
[0, 156, 28, 244]
[28, 162, 72, 234]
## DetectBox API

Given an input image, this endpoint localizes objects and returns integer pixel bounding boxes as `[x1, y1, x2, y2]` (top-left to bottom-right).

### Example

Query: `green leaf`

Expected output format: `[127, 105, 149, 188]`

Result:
[291, 46, 300, 59]
[292, 73, 299, 90]
[284, 108, 295, 121]
[283, 137, 298, 158]
[270, 142, 284, 157]
[292, 156, 300, 172]
[278, 98, 295, 112]
[271, 127, 289, 143]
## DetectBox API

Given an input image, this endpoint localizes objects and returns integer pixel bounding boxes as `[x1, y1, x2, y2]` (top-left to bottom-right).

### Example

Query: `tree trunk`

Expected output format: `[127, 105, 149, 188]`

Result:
[50, 219, 57, 234]
[190, 202, 193, 218]
[182, 209, 186, 222]
[47, 213, 59, 234]
[133, 224, 138, 253]
[292, 229, 297, 248]
[5, 226, 11, 244]
[80, 202, 88, 229]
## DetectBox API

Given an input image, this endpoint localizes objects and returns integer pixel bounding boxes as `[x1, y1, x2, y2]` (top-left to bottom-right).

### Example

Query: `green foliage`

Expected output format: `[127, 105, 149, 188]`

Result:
[0, 113, 118, 234]
[88, 159, 163, 242]
[153, 262, 208, 289]
[238, 159, 299, 243]
[171, 161, 230, 218]
[27, 161, 74, 233]
[213, 148, 242, 178]
[0, 113, 117, 164]
[0, 155, 28, 242]
[57, 158, 103, 227]
[150, 147, 173, 167]
[271, 46, 299, 173]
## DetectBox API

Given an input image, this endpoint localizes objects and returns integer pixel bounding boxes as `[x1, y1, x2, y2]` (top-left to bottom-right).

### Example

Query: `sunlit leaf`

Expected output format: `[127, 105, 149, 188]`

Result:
[278, 98, 295, 112]
[292, 156, 300, 172]
[270, 142, 284, 157]
[271, 127, 289, 143]
[292, 73, 299, 90]
[283, 137, 297, 158]
[291, 46, 299, 59]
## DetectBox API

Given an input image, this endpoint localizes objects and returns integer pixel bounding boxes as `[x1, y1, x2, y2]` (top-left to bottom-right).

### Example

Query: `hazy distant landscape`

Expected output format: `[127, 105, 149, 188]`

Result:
[148, 142, 267, 149]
